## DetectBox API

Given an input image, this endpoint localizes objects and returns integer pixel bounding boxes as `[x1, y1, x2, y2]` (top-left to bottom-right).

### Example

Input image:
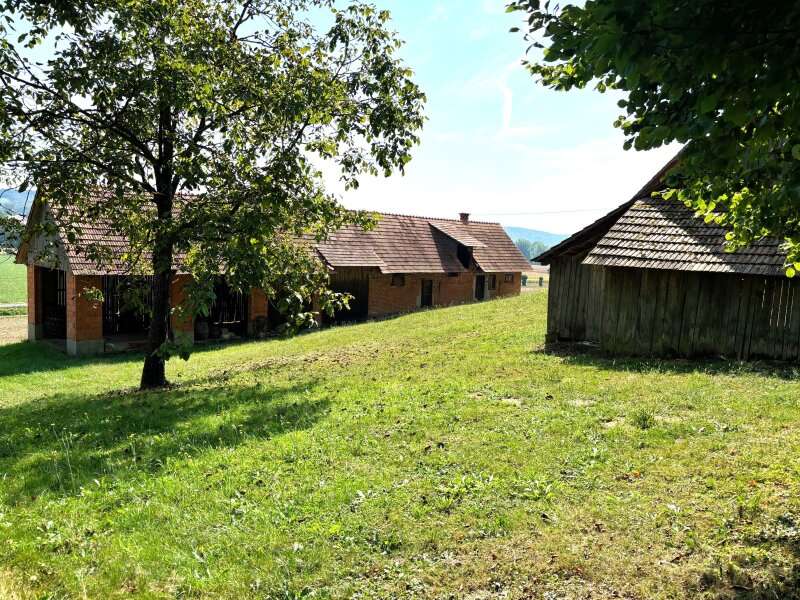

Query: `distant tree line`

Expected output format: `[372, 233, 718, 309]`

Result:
[514, 238, 548, 261]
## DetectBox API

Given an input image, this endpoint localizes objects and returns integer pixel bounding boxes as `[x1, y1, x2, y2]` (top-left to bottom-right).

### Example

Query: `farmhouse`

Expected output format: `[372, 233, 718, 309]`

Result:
[538, 157, 800, 361]
[17, 198, 529, 355]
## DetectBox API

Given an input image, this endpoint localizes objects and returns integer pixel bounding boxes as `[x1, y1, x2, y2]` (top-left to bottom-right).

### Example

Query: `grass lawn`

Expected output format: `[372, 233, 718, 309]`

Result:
[1, 292, 800, 598]
[0, 253, 26, 304]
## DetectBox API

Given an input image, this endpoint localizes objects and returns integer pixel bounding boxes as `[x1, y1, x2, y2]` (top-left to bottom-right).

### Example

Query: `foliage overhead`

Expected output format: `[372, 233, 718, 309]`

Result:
[0, 0, 425, 386]
[508, 0, 800, 274]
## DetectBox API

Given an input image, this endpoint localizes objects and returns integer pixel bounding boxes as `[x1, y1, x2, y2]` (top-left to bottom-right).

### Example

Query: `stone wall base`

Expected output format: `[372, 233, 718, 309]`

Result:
[28, 323, 43, 342]
[66, 339, 105, 356]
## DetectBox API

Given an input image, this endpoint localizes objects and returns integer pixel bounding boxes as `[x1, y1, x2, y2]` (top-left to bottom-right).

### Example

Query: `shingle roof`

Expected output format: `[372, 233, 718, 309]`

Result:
[18, 195, 188, 275]
[315, 213, 531, 274]
[583, 197, 786, 276]
[19, 193, 531, 276]
[535, 150, 683, 264]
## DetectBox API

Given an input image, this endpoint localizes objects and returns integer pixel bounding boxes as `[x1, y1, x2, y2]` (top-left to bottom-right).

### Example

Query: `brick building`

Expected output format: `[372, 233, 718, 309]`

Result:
[317, 212, 531, 322]
[17, 199, 529, 355]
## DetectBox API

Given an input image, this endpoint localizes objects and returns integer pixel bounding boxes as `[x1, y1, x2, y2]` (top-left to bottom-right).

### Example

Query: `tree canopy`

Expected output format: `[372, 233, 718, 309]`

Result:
[514, 237, 547, 260]
[508, 0, 800, 274]
[0, 0, 425, 388]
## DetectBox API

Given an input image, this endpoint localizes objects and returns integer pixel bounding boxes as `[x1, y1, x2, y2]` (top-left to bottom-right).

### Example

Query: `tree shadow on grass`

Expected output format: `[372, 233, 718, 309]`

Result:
[0, 341, 141, 378]
[692, 513, 800, 599]
[538, 342, 800, 380]
[0, 375, 328, 505]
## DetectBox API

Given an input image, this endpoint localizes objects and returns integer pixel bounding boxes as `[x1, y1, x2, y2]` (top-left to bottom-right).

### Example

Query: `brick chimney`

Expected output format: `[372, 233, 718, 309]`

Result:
[459, 212, 470, 223]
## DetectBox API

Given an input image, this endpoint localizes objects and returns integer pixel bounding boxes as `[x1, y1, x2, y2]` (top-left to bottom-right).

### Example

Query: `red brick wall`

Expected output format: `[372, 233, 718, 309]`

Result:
[248, 288, 269, 335]
[496, 272, 522, 297]
[438, 273, 476, 306]
[366, 271, 520, 318]
[368, 273, 478, 317]
[169, 274, 194, 336]
[27, 265, 42, 326]
[67, 274, 103, 342]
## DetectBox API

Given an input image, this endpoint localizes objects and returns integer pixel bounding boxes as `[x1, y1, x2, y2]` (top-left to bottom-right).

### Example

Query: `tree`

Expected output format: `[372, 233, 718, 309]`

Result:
[0, 0, 425, 388]
[514, 237, 546, 260]
[508, 0, 800, 274]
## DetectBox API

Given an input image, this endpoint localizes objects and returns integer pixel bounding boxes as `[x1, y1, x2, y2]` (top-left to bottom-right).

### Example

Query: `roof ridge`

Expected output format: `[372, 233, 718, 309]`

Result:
[357, 210, 501, 226]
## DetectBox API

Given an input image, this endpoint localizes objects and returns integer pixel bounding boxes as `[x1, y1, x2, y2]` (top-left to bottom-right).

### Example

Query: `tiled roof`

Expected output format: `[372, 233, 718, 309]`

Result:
[583, 197, 786, 276]
[536, 150, 683, 264]
[20, 192, 530, 276]
[53, 205, 145, 275]
[428, 221, 487, 248]
[315, 213, 531, 274]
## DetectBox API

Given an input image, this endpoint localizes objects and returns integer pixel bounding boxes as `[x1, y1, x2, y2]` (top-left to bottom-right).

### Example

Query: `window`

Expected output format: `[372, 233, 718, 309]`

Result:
[457, 245, 472, 269]
[447, 272, 459, 278]
[504, 273, 514, 283]
[391, 274, 405, 287]
[488, 274, 497, 290]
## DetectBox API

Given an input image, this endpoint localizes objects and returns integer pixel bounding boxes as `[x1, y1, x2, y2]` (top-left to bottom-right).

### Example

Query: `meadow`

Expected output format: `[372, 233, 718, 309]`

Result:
[0, 253, 26, 306]
[1, 292, 799, 598]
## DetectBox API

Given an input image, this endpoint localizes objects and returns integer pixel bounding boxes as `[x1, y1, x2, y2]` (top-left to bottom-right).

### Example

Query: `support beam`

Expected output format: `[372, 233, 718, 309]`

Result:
[27, 265, 43, 341]
[66, 274, 104, 356]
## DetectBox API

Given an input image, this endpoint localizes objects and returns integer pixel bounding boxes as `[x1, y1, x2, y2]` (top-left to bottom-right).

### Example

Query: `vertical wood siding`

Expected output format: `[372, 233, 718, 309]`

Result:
[605, 268, 800, 360]
[548, 262, 800, 361]
[546, 254, 606, 343]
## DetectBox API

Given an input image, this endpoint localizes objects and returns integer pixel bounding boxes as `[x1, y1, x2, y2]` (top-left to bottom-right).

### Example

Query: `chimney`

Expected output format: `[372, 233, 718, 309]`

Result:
[459, 212, 470, 223]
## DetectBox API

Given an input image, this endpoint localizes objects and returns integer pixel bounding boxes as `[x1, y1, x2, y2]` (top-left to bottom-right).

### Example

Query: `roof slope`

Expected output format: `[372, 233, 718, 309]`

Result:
[17, 196, 187, 275]
[583, 197, 786, 276]
[316, 213, 531, 274]
[19, 194, 530, 276]
[535, 150, 683, 264]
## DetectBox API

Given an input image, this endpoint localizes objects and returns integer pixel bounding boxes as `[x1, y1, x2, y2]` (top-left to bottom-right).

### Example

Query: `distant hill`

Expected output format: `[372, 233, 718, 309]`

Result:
[503, 226, 566, 248]
[0, 189, 35, 217]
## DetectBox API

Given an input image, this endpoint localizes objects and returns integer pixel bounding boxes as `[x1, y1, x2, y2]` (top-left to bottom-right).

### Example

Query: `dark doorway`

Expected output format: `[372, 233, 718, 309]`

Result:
[475, 275, 485, 301]
[421, 279, 433, 307]
[41, 268, 67, 338]
[206, 280, 248, 339]
[102, 275, 153, 337]
[327, 276, 369, 323]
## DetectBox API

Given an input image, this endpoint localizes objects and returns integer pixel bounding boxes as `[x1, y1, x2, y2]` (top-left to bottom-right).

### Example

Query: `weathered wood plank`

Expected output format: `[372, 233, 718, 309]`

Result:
[786, 279, 800, 361]
[636, 269, 658, 355]
[614, 268, 642, 355]
[601, 267, 623, 354]
[678, 272, 701, 357]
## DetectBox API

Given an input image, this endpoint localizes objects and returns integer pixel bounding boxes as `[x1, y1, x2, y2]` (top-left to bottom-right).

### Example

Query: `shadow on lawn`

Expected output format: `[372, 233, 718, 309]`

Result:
[539, 343, 800, 380]
[0, 337, 276, 378]
[0, 376, 329, 504]
[694, 513, 800, 599]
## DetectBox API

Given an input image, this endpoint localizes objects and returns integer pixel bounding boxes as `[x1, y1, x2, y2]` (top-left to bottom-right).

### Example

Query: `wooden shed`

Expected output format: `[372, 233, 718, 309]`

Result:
[537, 158, 800, 361]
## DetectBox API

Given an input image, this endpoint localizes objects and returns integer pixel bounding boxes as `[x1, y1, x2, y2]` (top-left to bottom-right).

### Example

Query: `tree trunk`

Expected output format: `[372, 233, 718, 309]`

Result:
[140, 244, 173, 389]
[140, 252, 172, 390]
[140, 101, 176, 390]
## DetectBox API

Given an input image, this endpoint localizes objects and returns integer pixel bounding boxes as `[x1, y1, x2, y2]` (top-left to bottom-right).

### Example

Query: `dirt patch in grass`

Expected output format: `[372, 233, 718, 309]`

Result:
[0, 315, 26, 345]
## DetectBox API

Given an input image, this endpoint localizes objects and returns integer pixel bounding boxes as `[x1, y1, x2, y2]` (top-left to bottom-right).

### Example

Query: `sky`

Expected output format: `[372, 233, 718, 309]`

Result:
[324, 0, 679, 234]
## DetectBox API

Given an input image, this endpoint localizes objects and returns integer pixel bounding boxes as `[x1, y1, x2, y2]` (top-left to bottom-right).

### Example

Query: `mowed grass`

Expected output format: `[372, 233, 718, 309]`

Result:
[2, 293, 800, 599]
[0, 253, 26, 304]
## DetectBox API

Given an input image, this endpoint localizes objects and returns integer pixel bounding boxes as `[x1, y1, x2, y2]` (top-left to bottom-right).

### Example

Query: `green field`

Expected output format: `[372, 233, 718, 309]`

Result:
[1, 292, 800, 598]
[0, 253, 26, 304]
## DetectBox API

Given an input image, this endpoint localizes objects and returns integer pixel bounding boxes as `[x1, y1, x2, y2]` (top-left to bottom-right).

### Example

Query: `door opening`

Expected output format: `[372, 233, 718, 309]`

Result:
[421, 279, 433, 307]
[475, 275, 486, 301]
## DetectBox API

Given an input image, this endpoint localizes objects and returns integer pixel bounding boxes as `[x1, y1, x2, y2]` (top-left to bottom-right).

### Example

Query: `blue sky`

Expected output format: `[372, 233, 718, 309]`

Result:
[12, 1, 679, 235]
[326, 0, 679, 234]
